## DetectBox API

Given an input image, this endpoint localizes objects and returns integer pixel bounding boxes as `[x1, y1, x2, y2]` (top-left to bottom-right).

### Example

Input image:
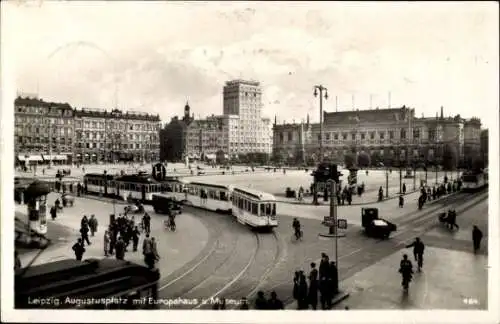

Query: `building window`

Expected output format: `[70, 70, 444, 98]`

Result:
[414, 128, 420, 139]
[334, 133, 338, 140]
[389, 131, 394, 139]
[351, 133, 356, 140]
[361, 133, 365, 140]
[342, 133, 347, 140]
[400, 129, 406, 139]
[370, 132, 375, 139]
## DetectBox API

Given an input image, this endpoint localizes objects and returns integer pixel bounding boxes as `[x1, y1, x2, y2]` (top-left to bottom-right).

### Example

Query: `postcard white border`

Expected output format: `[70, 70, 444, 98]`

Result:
[1, 2, 499, 324]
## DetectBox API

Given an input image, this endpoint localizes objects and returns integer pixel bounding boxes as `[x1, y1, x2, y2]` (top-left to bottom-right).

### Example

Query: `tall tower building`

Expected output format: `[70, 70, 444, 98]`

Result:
[222, 80, 270, 155]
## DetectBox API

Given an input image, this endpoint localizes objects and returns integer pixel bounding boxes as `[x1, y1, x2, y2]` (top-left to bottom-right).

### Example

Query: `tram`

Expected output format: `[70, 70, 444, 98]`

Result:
[161, 176, 189, 201]
[231, 186, 278, 229]
[462, 168, 488, 192]
[15, 258, 160, 309]
[83, 173, 116, 196]
[183, 181, 233, 213]
[113, 173, 162, 202]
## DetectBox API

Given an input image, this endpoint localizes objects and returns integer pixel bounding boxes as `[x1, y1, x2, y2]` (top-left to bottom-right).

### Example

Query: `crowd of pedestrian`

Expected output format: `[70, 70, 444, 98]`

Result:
[71, 211, 159, 269]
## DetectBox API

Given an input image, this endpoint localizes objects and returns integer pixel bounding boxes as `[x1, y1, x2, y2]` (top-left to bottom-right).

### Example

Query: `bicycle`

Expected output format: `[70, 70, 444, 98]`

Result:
[292, 229, 303, 241]
[164, 219, 176, 232]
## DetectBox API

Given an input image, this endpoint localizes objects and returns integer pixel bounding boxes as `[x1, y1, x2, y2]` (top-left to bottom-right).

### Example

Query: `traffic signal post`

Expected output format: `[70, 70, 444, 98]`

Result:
[318, 164, 346, 299]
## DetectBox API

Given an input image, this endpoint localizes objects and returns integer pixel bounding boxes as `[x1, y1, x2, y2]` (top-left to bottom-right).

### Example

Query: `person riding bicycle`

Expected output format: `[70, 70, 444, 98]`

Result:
[398, 254, 414, 290]
[406, 237, 425, 272]
[292, 218, 301, 239]
[168, 212, 176, 230]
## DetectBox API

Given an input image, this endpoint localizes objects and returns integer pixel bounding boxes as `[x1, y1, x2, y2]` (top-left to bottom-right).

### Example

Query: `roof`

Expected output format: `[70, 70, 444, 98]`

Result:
[188, 181, 232, 190]
[74, 108, 160, 121]
[233, 186, 276, 201]
[114, 174, 158, 184]
[323, 107, 413, 126]
[84, 173, 116, 180]
[15, 96, 73, 110]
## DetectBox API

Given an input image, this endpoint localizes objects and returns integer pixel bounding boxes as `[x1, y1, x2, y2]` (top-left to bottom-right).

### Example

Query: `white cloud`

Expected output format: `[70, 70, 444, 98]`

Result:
[4, 1, 499, 128]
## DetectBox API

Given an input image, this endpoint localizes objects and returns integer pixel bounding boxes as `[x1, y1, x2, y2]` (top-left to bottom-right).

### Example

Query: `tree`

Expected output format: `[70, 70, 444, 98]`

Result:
[344, 153, 356, 168]
[357, 151, 371, 167]
[442, 144, 458, 171]
[370, 151, 383, 167]
[215, 149, 226, 165]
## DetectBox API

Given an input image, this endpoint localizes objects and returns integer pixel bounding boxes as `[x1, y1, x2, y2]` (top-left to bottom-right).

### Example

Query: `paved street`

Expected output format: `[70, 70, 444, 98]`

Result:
[16, 193, 210, 279]
[14, 185, 488, 311]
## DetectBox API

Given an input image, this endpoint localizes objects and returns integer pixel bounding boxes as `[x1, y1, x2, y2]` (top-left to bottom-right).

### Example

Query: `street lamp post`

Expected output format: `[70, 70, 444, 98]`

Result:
[313, 85, 328, 206]
[313, 85, 329, 162]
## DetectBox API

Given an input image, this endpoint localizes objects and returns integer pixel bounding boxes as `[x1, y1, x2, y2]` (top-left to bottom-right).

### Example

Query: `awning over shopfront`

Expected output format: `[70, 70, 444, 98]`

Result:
[85, 154, 89, 157]
[42, 155, 67, 161]
[205, 154, 216, 160]
[21, 155, 43, 162]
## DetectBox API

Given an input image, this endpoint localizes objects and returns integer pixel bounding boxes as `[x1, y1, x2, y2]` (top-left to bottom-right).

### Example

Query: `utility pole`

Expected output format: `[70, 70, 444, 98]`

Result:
[313, 85, 328, 206]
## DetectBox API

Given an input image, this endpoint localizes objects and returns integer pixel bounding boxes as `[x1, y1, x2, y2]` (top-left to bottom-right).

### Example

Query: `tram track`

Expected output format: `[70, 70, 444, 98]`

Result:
[262, 190, 488, 307]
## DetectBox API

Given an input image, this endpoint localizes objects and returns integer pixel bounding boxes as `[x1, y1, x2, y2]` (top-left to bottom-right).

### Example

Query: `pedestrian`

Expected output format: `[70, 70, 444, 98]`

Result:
[142, 234, 154, 269]
[293, 271, 300, 306]
[115, 236, 126, 260]
[89, 215, 98, 236]
[142, 213, 151, 235]
[72, 238, 86, 261]
[50, 205, 57, 220]
[297, 271, 309, 310]
[81, 215, 89, 229]
[308, 262, 319, 310]
[132, 226, 140, 252]
[239, 297, 250, 310]
[398, 195, 404, 208]
[80, 224, 91, 246]
[254, 291, 268, 310]
[406, 237, 425, 272]
[403, 183, 406, 194]
[329, 261, 339, 300]
[103, 230, 110, 257]
[267, 291, 284, 310]
[319, 253, 331, 310]
[15, 251, 21, 270]
[472, 225, 483, 253]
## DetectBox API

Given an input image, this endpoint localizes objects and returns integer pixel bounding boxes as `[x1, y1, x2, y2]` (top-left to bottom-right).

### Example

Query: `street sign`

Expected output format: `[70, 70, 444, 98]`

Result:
[323, 216, 335, 226]
[337, 219, 348, 229]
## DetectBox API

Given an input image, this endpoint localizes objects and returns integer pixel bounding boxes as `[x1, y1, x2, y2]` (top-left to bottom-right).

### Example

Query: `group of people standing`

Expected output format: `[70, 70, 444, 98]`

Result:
[71, 212, 159, 270]
[292, 253, 339, 310]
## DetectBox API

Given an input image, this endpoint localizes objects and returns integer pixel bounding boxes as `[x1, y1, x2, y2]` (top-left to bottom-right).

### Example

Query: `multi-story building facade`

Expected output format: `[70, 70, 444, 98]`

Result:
[14, 96, 161, 164]
[272, 106, 482, 167]
[14, 96, 75, 164]
[74, 108, 161, 163]
[223, 79, 272, 155]
[480, 129, 488, 166]
[160, 80, 273, 162]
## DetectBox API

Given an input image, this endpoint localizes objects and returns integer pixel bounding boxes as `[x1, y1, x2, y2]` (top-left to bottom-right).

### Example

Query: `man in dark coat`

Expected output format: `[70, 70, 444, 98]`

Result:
[406, 237, 425, 271]
[328, 261, 339, 306]
[319, 253, 331, 310]
[308, 262, 319, 310]
[267, 291, 284, 310]
[297, 271, 309, 310]
[472, 225, 483, 253]
[254, 291, 268, 310]
[114, 237, 126, 260]
[80, 224, 91, 246]
[132, 226, 140, 252]
[72, 238, 86, 261]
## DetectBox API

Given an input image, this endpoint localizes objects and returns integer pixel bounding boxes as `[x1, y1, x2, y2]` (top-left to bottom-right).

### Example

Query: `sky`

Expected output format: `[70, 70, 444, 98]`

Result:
[3, 1, 499, 128]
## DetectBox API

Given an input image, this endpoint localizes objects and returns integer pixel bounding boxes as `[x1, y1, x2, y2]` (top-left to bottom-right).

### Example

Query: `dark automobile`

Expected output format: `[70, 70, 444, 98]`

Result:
[152, 194, 182, 215]
[361, 207, 397, 239]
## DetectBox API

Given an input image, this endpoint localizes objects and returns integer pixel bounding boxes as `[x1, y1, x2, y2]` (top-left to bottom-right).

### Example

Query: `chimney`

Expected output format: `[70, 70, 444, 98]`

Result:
[274, 115, 277, 125]
[440, 106, 444, 119]
[306, 114, 310, 125]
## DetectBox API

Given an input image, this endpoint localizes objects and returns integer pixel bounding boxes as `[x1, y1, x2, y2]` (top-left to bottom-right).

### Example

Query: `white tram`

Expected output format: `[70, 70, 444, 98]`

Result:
[231, 186, 278, 229]
[183, 181, 233, 213]
[161, 177, 189, 201]
[462, 168, 489, 192]
[113, 174, 163, 202]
